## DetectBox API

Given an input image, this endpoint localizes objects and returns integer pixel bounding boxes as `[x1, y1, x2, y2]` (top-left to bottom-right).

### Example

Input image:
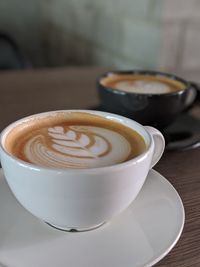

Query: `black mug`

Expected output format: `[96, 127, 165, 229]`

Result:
[97, 70, 197, 130]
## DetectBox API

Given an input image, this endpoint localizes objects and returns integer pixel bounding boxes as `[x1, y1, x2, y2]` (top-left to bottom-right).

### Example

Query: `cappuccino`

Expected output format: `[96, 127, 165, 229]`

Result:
[101, 74, 186, 94]
[5, 112, 146, 169]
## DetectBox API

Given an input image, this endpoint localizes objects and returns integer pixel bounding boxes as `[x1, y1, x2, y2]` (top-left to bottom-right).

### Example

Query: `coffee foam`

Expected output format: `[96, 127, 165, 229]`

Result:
[23, 125, 131, 168]
[113, 80, 172, 94]
[101, 74, 186, 94]
[5, 112, 146, 169]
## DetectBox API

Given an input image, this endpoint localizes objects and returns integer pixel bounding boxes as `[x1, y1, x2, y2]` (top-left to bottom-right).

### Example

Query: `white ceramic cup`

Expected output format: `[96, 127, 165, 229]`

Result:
[0, 110, 165, 231]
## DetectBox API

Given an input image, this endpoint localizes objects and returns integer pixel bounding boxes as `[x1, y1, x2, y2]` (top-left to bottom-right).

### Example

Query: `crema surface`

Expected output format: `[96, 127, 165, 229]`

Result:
[101, 74, 186, 94]
[5, 112, 146, 169]
[113, 80, 172, 94]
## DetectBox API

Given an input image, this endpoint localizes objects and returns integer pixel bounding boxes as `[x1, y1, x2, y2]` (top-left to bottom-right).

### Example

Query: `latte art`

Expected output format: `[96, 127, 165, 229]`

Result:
[24, 125, 132, 168]
[5, 111, 146, 169]
[114, 80, 171, 94]
[101, 74, 186, 94]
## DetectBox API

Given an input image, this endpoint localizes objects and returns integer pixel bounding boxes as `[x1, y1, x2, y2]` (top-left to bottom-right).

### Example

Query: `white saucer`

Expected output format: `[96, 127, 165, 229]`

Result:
[0, 169, 184, 267]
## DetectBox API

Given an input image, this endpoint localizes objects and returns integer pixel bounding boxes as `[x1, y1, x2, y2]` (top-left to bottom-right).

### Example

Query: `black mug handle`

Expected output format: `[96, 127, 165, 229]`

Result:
[189, 81, 200, 103]
[166, 81, 200, 151]
[181, 81, 200, 114]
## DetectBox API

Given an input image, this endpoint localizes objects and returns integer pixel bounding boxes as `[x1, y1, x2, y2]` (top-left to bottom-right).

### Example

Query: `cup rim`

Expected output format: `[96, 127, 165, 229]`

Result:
[98, 69, 192, 97]
[0, 109, 153, 173]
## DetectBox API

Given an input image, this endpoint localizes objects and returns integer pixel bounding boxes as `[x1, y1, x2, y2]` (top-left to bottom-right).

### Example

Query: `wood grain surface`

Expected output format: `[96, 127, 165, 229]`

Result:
[0, 67, 106, 130]
[0, 67, 199, 267]
[155, 150, 200, 267]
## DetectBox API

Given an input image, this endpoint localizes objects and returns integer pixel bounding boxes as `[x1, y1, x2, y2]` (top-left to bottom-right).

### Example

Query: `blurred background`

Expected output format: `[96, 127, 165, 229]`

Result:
[0, 0, 200, 81]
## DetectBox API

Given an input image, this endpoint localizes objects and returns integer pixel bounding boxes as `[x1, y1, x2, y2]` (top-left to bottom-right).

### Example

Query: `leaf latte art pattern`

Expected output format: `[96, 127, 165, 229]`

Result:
[24, 125, 132, 168]
[48, 126, 111, 158]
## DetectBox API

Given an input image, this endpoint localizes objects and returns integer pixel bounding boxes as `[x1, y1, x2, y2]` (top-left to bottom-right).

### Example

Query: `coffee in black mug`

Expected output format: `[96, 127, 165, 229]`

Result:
[97, 70, 197, 129]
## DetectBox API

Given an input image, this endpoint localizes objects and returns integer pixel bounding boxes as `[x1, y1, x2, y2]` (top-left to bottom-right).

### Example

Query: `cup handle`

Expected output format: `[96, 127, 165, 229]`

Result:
[144, 126, 165, 169]
[182, 81, 200, 112]
[185, 87, 197, 109]
[188, 81, 200, 104]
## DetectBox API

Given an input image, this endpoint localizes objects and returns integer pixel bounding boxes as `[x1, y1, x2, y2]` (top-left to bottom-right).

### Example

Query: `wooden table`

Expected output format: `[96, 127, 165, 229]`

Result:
[0, 67, 199, 267]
